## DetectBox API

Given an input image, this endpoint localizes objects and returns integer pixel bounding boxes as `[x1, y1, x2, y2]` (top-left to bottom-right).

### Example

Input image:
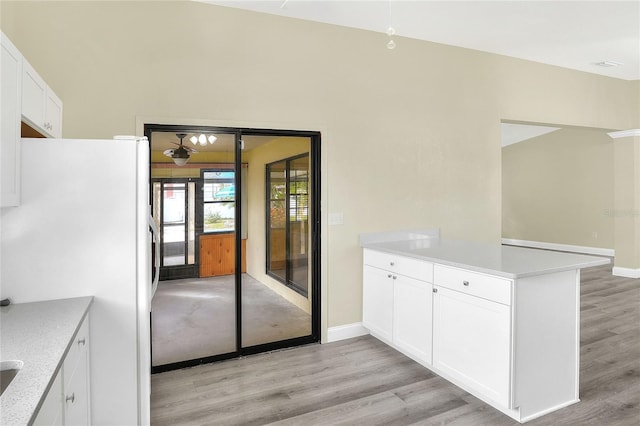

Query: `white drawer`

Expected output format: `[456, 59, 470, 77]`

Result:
[63, 315, 89, 387]
[434, 264, 512, 305]
[364, 249, 433, 282]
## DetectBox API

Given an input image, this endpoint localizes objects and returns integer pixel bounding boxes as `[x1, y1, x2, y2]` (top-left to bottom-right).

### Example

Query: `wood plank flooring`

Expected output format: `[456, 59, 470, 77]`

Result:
[151, 263, 639, 425]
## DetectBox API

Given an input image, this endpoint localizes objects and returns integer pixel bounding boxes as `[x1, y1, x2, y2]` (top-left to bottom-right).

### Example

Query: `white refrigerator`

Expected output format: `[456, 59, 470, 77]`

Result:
[0, 136, 157, 425]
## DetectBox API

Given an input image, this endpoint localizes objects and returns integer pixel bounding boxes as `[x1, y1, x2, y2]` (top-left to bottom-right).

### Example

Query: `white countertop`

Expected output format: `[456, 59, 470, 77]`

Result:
[0, 297, 93, 426]
[362, 237, 610, 278]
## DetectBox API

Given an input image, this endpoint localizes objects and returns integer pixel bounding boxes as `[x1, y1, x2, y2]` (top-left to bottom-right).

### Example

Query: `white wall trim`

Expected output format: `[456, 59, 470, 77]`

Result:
[608, 129, 640, 139]
[612, 267, 640, 279]
[327, 323, 369, 343]
[501, 238, 614, 257]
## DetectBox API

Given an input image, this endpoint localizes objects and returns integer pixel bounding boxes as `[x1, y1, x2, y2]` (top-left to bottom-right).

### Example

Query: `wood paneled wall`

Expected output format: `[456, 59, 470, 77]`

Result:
[199, 233, 246, 277]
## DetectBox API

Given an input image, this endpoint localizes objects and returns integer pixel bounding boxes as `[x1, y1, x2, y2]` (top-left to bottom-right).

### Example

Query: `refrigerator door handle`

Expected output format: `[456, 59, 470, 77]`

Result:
[148, 214, 160, 298]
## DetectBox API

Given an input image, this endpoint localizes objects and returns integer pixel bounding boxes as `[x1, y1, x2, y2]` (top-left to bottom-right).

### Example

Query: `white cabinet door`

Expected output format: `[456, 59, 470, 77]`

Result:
[32, 369, 63, 426]
[1, 32, 22, 207]
[21, 57, 47, 129]
[45, 89, 63, 138]
[433, 286, 511, 407]
[393, 275, 433, 365]
[63, 316, 91, 426]
[362, 265, 394, 342]
[64, 361, 89, 426]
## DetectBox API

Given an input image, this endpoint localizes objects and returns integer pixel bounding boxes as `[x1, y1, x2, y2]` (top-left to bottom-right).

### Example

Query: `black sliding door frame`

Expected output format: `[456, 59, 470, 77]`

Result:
[146, 123, 321, 372]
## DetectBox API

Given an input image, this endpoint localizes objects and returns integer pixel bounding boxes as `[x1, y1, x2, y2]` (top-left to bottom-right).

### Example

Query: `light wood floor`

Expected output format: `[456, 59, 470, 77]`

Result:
[151, 263, 639, 425]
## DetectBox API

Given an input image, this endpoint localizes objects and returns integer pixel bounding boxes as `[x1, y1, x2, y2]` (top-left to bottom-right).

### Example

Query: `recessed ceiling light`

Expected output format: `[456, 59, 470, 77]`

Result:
[595, 61, 623, 67]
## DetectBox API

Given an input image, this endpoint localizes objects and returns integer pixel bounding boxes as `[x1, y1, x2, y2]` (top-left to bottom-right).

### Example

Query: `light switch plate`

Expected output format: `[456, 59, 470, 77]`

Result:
[328, 212, 344, 225]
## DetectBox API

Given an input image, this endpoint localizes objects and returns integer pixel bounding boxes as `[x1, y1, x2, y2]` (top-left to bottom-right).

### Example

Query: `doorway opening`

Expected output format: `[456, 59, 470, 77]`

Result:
[145, 124, 320, 373]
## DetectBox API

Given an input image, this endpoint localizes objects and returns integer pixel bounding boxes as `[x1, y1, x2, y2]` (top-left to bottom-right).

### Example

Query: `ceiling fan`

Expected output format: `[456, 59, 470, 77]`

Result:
[163, 133, 197, 166]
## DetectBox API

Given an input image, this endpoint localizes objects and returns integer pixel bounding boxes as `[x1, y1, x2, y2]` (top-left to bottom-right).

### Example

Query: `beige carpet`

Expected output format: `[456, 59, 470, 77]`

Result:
[151, 274, 312, 366]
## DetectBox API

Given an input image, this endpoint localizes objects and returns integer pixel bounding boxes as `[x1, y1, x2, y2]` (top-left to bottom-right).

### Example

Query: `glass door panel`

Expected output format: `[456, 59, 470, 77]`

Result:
[242, 136, 312, 348]
[150, 130, 238, 369]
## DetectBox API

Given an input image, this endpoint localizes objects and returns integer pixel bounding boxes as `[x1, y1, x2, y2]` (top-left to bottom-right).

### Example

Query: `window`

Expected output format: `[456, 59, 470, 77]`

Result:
[202, 170, 235, 233]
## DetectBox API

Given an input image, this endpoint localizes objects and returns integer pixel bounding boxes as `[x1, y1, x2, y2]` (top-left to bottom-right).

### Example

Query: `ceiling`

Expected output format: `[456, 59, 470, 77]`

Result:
[201, 0, 640, 80]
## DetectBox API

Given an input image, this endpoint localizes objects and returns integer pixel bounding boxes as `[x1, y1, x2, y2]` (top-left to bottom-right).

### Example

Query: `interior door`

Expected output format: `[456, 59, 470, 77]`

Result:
[148, 126, 320, 371]
[151, 179, 197, 280]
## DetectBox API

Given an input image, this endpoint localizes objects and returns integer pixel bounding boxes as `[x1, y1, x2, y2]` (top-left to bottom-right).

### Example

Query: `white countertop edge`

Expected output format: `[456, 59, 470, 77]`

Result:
[362, 241, 611, 279]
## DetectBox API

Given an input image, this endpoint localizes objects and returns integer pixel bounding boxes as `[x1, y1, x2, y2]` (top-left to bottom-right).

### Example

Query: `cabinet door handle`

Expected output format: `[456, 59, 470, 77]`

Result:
[463, 280, 470, 286]
[66, 393, 75, 404]
[433, 288, 438, 293]
[389, 262, 395, 266]
[77, 337, 86, 346]
[392, 275, 397, 280]
[387, 274, 392, 278]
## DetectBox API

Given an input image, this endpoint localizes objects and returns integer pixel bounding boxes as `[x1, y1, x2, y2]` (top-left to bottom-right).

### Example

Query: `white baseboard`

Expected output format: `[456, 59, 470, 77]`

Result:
[501, 238, 614, 257]
[327, 322, 369, 343]
[612, 267, 640, 279]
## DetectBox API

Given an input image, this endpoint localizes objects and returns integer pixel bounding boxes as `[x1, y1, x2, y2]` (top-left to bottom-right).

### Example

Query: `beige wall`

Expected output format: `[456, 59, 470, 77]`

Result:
[502, 127, 614, 249]
[613, 134, 640, 269]
[1, 1, 637, 331]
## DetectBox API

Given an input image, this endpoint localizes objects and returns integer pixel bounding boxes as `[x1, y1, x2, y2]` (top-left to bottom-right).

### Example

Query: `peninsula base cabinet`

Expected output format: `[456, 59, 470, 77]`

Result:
[362, 249, 433, 367]
[432, 285, 511, 407]
[33, 315, 91, 426]
[363, 250, 581, 423]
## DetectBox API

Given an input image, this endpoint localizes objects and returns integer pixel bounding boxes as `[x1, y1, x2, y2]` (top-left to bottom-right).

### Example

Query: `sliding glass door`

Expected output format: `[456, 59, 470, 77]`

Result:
[147, 124, 320, 371]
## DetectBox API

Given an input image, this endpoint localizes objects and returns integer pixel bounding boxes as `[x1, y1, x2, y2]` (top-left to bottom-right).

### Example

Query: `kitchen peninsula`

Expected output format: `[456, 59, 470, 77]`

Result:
[360, 230, 609, 423]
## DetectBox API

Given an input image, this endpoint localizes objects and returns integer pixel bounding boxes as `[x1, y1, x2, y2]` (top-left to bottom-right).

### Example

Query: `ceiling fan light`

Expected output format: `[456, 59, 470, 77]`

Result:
[190, 136, 198, 144]
[208, 135, 217, 144]
[172, 156, 189, 166]
[198, 134, 206, 145]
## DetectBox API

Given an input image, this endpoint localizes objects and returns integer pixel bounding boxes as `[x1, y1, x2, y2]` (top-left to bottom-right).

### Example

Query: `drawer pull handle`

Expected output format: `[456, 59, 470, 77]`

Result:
[389, 262, 395, 266]
[66, 393, 75, 404]
[463, 281, 470, 286]
[77, 338, 86, 346]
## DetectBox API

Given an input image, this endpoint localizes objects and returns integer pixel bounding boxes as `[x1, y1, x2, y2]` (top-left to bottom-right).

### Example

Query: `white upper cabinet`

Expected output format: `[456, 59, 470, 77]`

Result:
[1, 32, 23, 207]
[1, 31, 64, 207]
[22, 57, 63, 138]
